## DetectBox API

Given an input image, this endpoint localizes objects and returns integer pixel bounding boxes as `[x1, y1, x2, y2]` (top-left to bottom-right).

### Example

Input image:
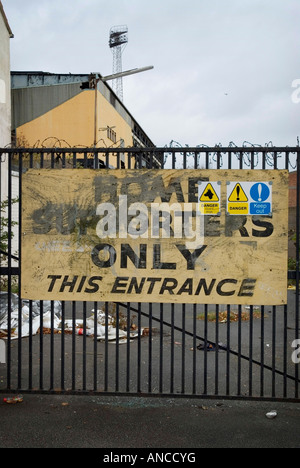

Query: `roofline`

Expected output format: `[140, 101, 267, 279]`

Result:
[0, 1, 14, 38]
[11, 71, 156, 146]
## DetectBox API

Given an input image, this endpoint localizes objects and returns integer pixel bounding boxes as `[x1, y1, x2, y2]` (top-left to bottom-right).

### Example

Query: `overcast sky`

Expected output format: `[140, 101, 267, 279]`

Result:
[2, 0, 300, 148]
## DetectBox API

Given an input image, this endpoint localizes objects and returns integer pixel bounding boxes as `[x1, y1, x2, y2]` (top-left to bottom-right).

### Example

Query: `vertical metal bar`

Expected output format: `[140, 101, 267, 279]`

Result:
[72, 151, 77, 169]
[183, 151, 187, 170]
[83, 151, 88, 169]
[215, 304, 219, 395]
[127, 150, 131, 169]
[205, 151, 209, 169]
[250, 151, 255, 169]
[137, 303, 141, 393]
[249, 305, 253, 397]
[126, 302, 131, 392]
[172, 150, 176, 169]
[28, 301, 33, 389]
[272, 306, 276, 397]
[262, 150, 266, 170]
[237, 305, 242, 396]
[104, 302, 109, 391]
[170, 151, 176, 395]
[285, 151, 289, 172]
[226, 304, 231, 396]
[82, 302, 87, 391]
[93, 301, 98, 392]
[260, 306, 265, 397]
[295, 150, 300, 398]
[284, 151, 289, 398]
[203, 304, 208, 394]
[39, 300, 44, 390]
[6, 151, 12, 389]
[94, 150, 99, 170]
[159, 303, 163, 393]
[39, 152, 44, 386]
[115, 302, 120, 392]
[126, 302, 131, 393]
[17, 151, 22, 389]
[72, 301, 76, 390]
[228, 151, 232, 170]
[50, 301, 54, 390]
[283, 304, 287, 398]
[181, 304, 186, 394]
[192, 304, 197, 395]
[170, 303, 174, 394]
[61, 302, 65, 390]
[217, 151, 221, 169]
[239, 150, 243, 170]
[273, 151, 278, 170]
[148, 303, 152, 394]
[27, 152, 33, 389]
[192, 153, 197, 395]
[50, 153, 55, 391]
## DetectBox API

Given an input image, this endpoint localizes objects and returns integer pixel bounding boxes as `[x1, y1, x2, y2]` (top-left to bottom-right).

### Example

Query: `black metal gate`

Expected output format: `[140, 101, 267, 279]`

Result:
[0, 146, 299, 401]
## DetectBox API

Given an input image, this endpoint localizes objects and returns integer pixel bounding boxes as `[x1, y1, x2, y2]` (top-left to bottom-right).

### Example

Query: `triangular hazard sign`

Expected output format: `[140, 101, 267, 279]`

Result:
[228, 183, 248, 202]
[200, 183, 219, 202]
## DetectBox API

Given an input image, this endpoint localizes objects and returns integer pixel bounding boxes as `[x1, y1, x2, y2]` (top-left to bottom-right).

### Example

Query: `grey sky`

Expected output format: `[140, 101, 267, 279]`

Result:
[2, 0, 299, 147]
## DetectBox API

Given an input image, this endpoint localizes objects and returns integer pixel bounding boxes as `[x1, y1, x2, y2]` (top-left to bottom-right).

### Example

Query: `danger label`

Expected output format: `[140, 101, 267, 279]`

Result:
[228, 183, 248, 202]
[227, 181, 272, 216]
[198, 182, 220, 216]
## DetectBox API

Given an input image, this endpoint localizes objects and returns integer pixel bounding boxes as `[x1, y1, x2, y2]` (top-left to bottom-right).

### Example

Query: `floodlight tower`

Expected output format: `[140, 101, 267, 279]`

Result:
[109, 25, 128, 101]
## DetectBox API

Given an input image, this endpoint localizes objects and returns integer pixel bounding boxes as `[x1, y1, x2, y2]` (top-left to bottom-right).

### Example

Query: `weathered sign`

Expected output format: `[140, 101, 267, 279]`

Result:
[21, 169, 288, 305]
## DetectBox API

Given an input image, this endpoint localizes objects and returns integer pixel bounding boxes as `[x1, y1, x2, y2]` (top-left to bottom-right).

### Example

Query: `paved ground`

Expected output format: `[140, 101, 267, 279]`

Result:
[0, 290, 299, 448]
[0, 394, 299, 448]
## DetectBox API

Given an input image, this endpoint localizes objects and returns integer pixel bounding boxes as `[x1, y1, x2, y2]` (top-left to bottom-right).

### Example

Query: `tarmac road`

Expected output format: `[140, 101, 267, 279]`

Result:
[0, 394, 299, 448]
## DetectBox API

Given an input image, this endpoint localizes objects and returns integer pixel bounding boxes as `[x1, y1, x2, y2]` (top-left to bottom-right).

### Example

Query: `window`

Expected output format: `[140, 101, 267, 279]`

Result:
[107, 127, 117, 144]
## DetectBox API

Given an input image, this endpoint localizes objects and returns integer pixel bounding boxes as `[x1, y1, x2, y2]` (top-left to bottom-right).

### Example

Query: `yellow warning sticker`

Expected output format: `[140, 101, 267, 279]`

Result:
[199, 202, 220, 215]
[227, 203, 249, 214]
[200, 183, 219, 202]
[228, 183, 248, 202]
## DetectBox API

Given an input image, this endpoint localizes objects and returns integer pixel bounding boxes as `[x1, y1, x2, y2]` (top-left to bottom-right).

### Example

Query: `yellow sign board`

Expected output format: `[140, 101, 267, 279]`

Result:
[227, 181, 273, 216]
[198, 181, 220, 216]
[21, 169, 288, 305]
[227, 202, 248, 214]
[200, 183, 220, 202]
[228, 183, 248, 202]
[199, 202, 220, 215]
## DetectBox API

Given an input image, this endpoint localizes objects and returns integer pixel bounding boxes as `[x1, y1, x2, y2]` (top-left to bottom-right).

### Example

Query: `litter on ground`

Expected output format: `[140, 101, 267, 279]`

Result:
[0, 292, 144, 343]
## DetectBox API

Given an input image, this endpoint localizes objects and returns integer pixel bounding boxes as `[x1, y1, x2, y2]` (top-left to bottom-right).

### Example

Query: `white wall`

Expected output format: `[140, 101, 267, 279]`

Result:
[0, 6, 16, 265]
[0, 7, 12, 199]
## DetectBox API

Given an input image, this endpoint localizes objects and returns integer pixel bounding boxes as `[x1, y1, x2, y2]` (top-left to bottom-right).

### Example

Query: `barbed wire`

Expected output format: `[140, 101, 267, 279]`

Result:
[167, 139, 299, 170]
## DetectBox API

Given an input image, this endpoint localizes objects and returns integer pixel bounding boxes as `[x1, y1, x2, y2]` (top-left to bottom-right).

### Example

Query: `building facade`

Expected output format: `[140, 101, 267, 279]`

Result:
[0, 1, 13, 197]
[11, 71, 159, 168]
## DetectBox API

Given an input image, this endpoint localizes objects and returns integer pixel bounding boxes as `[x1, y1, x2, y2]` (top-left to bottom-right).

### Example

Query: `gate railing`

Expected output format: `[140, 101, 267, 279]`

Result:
[0, 146, 299, 401]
